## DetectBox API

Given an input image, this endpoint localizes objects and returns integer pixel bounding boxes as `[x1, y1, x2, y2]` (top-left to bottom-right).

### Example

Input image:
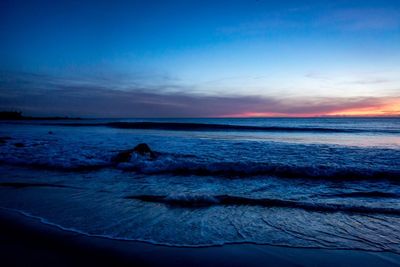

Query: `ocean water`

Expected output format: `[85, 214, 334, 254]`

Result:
[0, 117, 400, 252]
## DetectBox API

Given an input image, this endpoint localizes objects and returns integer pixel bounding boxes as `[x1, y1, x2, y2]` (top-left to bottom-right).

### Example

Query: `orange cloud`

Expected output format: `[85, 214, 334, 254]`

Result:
[225, 98, 400, 118]
[222, 112, 316, 118]
[326, 98, 400, 116]
[1, 71, 399, 118]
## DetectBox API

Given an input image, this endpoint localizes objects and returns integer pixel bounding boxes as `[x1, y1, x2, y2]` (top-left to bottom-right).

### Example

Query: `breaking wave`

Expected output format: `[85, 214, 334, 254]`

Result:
[126, 193, 400, 215]
[322, 191, 400, 198]
[117, 155, 400, 180]
[45, 121, 400, 134]
[0, 182, 77, 189]
[1, 152, 399, 180]
[0, 158, 110, 172]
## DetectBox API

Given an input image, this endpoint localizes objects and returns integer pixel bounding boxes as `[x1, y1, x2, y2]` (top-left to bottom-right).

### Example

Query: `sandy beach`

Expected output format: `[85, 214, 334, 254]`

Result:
[0, 209, 399, 267]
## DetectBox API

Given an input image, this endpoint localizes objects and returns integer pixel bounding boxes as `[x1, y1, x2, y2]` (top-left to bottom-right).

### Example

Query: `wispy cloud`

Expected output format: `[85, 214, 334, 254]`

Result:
[0, 72, 399, 117]
[342, 78, 392, 85]
[217, 18, 302, 36]
[304, 72, 332, 81]
[304, 71, 399, 90]
[319, 8, 400, 31]
[218, 6, 400, 37]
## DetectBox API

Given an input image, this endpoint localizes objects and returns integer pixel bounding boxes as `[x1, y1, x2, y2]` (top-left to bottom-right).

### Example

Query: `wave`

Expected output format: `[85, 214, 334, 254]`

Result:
[2, 141, 399, 180]
[126, 194, 400, 215]
[44, 121, 400, 134]
[0, 182, 77, 189]
[2, 207, 400, 254]
[0, 159, 110, 172]
[117, 156, 400, 180]
[323, 191, 400, 198]
[2, 154, 400, 180]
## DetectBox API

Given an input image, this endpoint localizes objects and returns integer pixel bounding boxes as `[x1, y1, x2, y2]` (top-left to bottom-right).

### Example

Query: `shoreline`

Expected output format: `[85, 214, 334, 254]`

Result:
[0, 209, 399, 267]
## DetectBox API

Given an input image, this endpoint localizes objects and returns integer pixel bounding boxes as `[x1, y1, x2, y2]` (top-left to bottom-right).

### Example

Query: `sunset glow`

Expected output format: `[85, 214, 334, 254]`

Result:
[1, 2, 400, 266]
[0, 0, 399, 117]
[222, 98, 400, 118]
[326, 99, 400, 117]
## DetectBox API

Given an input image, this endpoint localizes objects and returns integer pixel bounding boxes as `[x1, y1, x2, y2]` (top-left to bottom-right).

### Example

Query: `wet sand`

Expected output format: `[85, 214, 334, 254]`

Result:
[0, 209, 399, 267]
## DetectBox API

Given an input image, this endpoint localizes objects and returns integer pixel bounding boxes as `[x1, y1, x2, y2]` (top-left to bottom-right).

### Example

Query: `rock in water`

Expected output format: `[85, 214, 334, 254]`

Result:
[112, 143, 157, 163]
[112, 149, 134, 163]
[133, 143, 155, 157]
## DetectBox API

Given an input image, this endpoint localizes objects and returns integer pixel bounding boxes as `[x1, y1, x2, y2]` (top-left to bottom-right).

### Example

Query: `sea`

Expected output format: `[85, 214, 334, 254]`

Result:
[0, 117, 399, 253]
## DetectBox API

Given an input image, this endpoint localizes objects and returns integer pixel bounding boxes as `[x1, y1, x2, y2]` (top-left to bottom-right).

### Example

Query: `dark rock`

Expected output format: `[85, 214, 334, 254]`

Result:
[14, 142, 25, 148]
[48, 131, 54, 135]
[133, 143, 156, 158]
[112, 143, 157, 163]
[112, 149, 135, 163]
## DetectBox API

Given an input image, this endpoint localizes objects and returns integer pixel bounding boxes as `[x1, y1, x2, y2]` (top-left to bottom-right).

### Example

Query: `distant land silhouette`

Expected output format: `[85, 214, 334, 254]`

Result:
[0, 111, 82, 120]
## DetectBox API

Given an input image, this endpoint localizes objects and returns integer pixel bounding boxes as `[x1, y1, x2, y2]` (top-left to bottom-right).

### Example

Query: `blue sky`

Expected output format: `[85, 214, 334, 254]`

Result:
[0, 0, 399, 117]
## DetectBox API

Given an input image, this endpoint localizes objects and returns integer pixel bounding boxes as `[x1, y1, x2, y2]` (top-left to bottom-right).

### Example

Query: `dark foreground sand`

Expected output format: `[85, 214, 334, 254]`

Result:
[0, 209, 399, 267]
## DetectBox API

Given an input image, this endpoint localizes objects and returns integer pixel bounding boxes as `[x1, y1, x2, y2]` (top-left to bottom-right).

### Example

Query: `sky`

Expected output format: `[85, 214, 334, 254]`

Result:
[0, 0, 399, 117]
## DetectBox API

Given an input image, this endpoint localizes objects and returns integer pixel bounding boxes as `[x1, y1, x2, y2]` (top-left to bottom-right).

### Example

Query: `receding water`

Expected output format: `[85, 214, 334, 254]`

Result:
[0, 117, 399, 253]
